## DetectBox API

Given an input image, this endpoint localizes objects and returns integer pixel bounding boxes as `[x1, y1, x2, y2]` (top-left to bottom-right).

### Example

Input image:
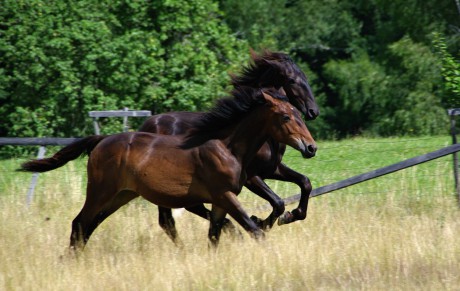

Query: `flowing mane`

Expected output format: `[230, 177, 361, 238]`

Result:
[230, 50, 301, 87]
[179, 87, 288, 149]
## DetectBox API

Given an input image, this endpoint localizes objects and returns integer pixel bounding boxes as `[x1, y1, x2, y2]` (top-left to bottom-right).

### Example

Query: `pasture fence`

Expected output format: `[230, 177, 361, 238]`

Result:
[0, 109, 151, 206]
[448, 108, 460, 199]
[89, 107, 151, 135]
[1, 137, 459, 209]
[0, 108, 459, 208]
[283, 143, 460, 206]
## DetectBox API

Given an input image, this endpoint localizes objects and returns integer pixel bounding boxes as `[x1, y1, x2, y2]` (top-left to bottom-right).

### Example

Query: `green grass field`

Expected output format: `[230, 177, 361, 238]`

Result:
[1, 136, 459, 290]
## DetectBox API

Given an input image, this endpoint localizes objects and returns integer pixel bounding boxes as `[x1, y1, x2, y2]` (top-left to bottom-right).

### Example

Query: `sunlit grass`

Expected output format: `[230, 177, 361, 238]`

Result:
[1, 136, 459, 290]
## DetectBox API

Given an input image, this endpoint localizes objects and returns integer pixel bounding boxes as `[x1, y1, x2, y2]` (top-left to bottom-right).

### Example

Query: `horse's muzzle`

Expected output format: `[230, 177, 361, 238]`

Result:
[295, 138, 317, 158]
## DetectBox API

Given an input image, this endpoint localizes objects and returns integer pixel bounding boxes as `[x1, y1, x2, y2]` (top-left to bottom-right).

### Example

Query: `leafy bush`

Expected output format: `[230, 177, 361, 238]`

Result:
[0, 0, 247, 141]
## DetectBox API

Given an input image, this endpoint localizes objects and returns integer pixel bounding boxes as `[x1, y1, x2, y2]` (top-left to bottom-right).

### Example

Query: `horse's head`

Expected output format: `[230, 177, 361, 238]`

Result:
[250, 50, 319, 120]
[261, 89, 317, 158]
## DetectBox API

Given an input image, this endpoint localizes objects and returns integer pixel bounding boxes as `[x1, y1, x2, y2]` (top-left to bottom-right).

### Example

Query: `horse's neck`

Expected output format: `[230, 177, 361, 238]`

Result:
[224, 109, 271, 167]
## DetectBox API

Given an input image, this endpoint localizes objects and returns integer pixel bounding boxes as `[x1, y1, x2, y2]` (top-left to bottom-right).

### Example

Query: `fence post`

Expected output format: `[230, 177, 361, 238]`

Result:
[88, 109, 151, 134]
[123, 107, 129, 132]
[448, 108, 460, 205]
[92, 117, 100, 135]
[26, 146, 46, 207]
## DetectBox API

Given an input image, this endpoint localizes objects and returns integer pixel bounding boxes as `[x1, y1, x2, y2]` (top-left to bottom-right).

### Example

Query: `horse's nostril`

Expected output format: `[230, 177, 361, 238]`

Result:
[307, 144, 316, 154]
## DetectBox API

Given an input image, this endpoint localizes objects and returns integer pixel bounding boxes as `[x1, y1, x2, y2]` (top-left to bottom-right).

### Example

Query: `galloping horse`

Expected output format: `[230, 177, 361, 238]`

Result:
[20, 87, 317, 248]
[140, 50, 319, 231]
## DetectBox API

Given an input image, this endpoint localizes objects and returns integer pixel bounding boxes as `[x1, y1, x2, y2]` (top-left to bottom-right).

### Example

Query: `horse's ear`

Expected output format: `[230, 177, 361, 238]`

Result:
[278, 87, 286, 96]
[261, 91, 277, 106]
[261, 58, 282, 70]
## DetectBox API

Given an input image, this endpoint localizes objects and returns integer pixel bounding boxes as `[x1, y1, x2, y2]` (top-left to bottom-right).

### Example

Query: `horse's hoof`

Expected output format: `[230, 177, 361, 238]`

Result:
[277, 211, 294, 225]
[250, 215, 263, 226]
[251, 215, 276, 231]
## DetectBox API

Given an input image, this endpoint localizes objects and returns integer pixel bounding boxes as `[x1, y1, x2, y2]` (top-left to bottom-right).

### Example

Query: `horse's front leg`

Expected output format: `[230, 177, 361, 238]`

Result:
[244, 176, 285, 231]
[210, 191, 264, 247]
[269, 162, 312, 225]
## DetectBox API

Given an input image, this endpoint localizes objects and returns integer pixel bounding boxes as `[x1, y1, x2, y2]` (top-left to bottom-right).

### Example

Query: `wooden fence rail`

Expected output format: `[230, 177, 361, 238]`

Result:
[0, 108, 153, 206]
[0, 137, 83, 206]
[0, 137, 80, 146]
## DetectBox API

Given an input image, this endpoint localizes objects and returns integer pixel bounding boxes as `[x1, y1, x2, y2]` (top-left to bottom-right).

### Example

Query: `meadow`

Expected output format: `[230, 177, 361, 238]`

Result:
[1, 135, 459, 290]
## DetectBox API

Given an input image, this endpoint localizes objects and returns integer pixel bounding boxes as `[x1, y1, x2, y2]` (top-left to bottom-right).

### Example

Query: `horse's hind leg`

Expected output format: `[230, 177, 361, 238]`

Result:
[208, 205, 228, 248]
[70, 187, 138, 250]
[158, 206, 183, 246]
[185, 204, 241, 237]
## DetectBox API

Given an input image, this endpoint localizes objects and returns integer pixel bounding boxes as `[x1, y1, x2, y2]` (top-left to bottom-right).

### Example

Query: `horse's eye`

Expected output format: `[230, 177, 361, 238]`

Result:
[282, 114, 291, 122]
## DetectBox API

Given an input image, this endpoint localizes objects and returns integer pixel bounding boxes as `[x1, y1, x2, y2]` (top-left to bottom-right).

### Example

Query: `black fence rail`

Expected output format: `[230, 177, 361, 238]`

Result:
[1, 136, 460, 208]
[283, 143, 460, 206]
[1, 108, 459, 207]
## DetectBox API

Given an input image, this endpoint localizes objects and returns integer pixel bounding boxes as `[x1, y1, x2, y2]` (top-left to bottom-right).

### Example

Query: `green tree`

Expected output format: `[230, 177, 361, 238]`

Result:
[220, 0, 456, 137]
[433, 33, 460, 109]
[380, 36, 448, 135]
[324, 37, 448, 136]
[0, 0, 247, 141]
[322, 51, 390, 135]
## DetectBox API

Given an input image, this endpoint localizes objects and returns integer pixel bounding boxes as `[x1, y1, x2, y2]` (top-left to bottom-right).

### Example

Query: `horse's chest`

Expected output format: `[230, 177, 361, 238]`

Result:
[248, 141, 285, 178]
[198, 149, 243, 193]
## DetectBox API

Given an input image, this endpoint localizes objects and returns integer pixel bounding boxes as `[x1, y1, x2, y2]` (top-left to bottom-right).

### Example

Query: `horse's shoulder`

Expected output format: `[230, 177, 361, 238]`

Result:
[197, 141, 240, 170]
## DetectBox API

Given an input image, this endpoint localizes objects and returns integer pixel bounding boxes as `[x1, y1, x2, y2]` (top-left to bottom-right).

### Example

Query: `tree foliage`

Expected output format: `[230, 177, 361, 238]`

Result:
[0, 0, 247, 140]
[1, 0, 459, 148]
[219, 0, 457, 137]
[433, 33, 460, 109]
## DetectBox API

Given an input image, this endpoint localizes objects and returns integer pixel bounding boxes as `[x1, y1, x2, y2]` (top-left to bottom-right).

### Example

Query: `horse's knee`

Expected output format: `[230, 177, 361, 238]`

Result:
[271, 197, 285, 216]
[300, 176, 312, 194]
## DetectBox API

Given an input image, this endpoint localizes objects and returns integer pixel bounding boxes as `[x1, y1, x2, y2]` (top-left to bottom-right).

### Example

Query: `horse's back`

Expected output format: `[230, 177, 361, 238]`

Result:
[91, 132, 188, 169]
[139, 111, 203, 135]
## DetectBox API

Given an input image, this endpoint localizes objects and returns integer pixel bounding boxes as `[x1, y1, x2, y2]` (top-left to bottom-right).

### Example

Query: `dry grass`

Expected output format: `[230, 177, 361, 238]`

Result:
[1, 136, 459, 290]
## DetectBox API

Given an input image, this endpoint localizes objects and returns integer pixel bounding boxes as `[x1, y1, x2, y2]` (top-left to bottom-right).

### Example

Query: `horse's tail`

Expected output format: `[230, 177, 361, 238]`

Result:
[19, 136, 107, 173]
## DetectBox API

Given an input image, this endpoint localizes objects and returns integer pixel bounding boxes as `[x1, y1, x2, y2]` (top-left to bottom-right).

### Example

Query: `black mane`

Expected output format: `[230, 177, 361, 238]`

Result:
[230, 50, 298, 87]
[179, 87, 288, 149]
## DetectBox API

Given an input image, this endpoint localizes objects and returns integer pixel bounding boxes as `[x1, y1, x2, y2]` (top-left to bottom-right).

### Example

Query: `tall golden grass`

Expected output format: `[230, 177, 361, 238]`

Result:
[1, 136, 459, 290]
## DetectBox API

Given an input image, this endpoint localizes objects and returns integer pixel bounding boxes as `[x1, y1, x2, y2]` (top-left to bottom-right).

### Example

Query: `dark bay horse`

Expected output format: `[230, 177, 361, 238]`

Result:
[20, 88, 317, 248]
[140, 50, 319, 230]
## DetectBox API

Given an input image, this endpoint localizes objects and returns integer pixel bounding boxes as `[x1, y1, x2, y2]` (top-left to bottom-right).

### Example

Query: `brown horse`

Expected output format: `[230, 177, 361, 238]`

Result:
[140, 50, 319, 231]
[20, 87, 317, 248]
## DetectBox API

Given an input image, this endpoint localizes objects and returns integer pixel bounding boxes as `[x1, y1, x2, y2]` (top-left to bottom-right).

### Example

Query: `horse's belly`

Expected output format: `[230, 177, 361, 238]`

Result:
[133, 168, 212, 208]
